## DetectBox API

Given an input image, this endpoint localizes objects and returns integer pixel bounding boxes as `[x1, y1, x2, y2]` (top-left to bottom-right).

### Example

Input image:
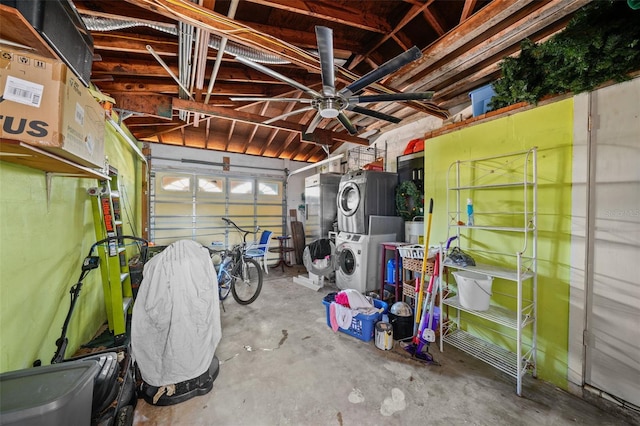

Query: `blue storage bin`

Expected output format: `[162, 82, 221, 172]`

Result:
[322, 298, 388, 342]
[469, 84, 496, 116]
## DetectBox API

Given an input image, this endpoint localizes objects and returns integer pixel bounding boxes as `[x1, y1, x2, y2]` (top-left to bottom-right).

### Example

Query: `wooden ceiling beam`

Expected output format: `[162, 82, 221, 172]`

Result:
[113, 94, 173, 119]
[172, 98, 368, 146]
[125, 0, 445, 118]
[259, 127, 280, 156]
[391, 32, 413, 52]
[404, 0, 587, 93]
[349, 1, 435, 70]
[243, 0, 392, 34]
[92, 59, 312, 86]
[244, 102, 271, 153]
[233, 21, 359, 56]
[91, 33, 179, 56]
[274, 109, 318, 158]
[460, 0, 479, 23]
[389, 0, 540, 87]
[125, 0, 326, 72]
[422, 8, 446, 36]
[96, 81, 285, 96]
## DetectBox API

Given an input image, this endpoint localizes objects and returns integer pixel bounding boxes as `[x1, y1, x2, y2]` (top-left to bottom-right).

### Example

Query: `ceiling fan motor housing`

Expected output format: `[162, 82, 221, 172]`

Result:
[315, 98, 346, 118]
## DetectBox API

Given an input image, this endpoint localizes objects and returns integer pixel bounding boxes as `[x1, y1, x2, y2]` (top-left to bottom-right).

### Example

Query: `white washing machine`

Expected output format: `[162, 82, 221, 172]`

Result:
[337, 170, 398, 235]
[335, 231, 396, 294]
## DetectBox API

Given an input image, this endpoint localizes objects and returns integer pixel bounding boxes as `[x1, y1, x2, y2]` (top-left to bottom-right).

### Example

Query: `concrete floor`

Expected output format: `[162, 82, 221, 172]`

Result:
[133, 265, 637, 426]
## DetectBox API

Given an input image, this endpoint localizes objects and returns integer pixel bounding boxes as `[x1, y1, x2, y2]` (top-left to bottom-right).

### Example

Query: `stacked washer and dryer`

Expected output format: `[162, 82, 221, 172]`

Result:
[334, 170, 402, 294]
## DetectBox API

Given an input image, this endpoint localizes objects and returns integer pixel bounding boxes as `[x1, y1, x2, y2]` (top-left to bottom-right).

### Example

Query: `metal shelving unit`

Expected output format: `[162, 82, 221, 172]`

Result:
[439, 148, 537, 396]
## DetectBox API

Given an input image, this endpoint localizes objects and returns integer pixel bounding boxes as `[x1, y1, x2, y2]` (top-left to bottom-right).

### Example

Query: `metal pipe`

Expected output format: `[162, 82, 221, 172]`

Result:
[107, 117, 147, 165]
[146, 44, 194, 101]
[82, 15, 289, 64]
[204, 0, 240, 105]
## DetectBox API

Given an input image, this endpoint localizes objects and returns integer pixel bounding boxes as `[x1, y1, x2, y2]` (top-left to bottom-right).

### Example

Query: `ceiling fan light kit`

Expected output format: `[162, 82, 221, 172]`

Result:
[231, 26, 435, 136]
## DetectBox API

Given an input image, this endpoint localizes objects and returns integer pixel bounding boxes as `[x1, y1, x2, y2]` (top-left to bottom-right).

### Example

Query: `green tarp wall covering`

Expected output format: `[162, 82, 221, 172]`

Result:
[0, 123, 142, 372]
[423, 99, 573, 388]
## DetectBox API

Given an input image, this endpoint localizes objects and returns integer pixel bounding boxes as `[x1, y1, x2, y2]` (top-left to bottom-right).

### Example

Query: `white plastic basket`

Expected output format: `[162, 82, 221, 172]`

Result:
[398, 244, 424, 259]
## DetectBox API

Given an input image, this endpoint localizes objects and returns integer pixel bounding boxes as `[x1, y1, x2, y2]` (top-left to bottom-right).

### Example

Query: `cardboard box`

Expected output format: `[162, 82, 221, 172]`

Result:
[0, 45, 105, 168]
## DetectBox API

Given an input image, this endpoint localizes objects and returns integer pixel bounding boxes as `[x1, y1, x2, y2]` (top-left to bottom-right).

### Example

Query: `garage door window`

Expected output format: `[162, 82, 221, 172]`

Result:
[161, 176, 191, 192]
[198, 177, 223, 193]
[230, 179, 253, 195]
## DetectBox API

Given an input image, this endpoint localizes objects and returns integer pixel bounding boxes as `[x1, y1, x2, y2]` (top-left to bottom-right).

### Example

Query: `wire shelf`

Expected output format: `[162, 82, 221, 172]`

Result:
[347, 146, 386, 171]
[444, 329, 518, 378]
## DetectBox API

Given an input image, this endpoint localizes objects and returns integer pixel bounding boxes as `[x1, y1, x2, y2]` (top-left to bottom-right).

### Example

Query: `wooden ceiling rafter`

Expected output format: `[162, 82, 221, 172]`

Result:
[391, 32, 412, 51]
[133, 122, 187, 139]
[171, 98, 367, 145]
[244, 101, 271, 153]
[460, 0, 479, 23]
[244, 0, 393, 34]
[274, 130, 299, 159]
[274, 108, 317, 158]
[204, 116, 212, 149]
[96, 80, 279, 96]
[422, 7, 446, 36]
[229, 20, 360, 55]
[90, 32, 180, 57]
[226, 120, 236, 150]
[389, 0, 539, 88]
[348, 0, 435, 70]
[405, 0, 588, 94]
[259, 127, 279, 156]
[66, 0, 586, 162]
[125, 0, 446, 118]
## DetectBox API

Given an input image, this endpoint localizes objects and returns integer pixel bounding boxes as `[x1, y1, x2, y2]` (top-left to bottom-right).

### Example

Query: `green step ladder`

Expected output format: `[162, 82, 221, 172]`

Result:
[88, 165, 133, 345]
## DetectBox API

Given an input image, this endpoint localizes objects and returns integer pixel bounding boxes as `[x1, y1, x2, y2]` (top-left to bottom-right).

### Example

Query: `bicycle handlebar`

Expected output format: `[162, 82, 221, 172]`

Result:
[221, 217, 259, 243]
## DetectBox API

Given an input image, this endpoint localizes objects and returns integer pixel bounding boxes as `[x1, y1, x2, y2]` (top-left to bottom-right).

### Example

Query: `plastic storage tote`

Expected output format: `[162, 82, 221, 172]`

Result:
[323, 298, 388, 342]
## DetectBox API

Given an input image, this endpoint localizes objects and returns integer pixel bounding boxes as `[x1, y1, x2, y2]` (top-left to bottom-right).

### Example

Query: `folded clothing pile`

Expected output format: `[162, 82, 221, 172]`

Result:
[325, 289, 381, 332]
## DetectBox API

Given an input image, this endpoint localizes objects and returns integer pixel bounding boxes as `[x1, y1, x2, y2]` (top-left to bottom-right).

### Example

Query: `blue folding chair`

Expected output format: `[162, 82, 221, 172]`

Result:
[245, 230, 273, 274]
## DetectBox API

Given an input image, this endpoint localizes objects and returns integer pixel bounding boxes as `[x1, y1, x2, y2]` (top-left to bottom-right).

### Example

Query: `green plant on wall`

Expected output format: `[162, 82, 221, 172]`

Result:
[492, 1, 640, 109]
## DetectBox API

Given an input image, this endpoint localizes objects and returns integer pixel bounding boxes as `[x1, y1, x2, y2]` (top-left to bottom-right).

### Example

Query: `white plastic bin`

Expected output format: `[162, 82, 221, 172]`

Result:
[404, 221, 424, 244]
[453, 270, 493, 311]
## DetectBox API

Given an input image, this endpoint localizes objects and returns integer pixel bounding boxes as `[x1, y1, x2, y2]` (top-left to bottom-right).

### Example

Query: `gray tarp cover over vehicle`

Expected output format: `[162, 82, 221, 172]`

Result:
[132, 240, 221, 387]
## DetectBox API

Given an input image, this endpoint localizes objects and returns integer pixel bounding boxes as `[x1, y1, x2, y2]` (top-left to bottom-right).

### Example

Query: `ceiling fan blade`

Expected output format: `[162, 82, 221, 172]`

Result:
[230, 97, 313, 103]
[263, 106, 315, 124]
[338, 46, 422, 97]
[349, 92, 434, 104]
[304, 113, 324, 135]
[337, 113, 358, 135]
[235, 55, 321, 98]
[315, 26, 336, 97]
[347, 106, 401, 124]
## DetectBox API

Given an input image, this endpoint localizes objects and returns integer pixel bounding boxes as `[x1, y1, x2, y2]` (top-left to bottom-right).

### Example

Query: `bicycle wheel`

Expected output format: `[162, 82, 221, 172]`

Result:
[231, 258, 263, 305]
[218, 267, 233, 301]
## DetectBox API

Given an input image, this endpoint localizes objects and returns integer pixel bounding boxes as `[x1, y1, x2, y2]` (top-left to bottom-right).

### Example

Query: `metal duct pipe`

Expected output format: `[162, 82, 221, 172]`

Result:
[204, 0, 240, 105]
[81, 15, 289, 64]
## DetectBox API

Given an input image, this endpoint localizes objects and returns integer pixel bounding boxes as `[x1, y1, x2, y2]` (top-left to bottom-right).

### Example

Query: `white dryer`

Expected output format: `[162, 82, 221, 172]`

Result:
[337, 170, 398, 234]
[335, 231, 396, 294]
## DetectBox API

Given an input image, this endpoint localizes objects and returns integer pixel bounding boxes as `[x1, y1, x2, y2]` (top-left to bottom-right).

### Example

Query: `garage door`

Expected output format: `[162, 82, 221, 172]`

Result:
[150, 169, 285, 254]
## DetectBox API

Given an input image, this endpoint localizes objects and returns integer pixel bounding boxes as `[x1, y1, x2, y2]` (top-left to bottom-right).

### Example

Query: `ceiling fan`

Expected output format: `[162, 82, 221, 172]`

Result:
[230, 26, 434, 136]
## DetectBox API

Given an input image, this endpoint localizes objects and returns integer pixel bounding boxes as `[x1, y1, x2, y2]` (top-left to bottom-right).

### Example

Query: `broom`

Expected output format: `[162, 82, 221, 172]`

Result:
[402, 198, 437, 363]
[413, 198, 433, 336]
